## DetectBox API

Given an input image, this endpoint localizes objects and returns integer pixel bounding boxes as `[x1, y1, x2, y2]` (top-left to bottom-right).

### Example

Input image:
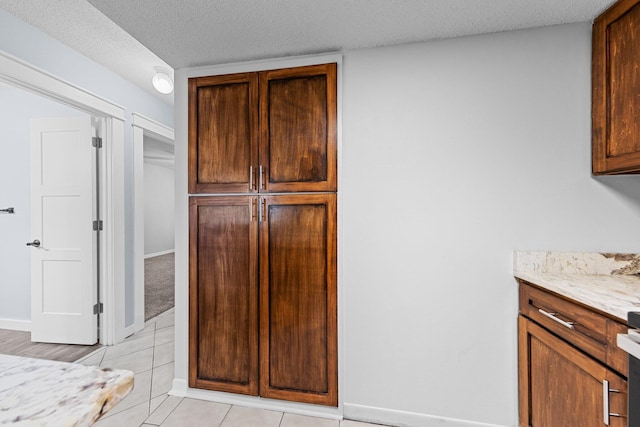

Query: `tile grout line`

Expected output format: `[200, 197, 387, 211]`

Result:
[145, 320, 157, 425]
[216, 404, 233, 427]
[152, 396, 184, 427]
[144, 395, 167, 426]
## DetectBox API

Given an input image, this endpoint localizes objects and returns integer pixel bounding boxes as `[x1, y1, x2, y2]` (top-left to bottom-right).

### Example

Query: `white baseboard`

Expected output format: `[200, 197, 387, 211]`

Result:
[0, 318, 31, 332]
[144, 249, 175, 259]
[169, 379, 188, 397]
[168, 385, 509, 427]
[172, 383, 342, 420]
[343, 403, 509, 427]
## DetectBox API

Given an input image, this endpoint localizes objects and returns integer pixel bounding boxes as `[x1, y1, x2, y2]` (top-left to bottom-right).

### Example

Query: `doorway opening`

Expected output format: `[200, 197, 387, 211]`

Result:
[0, 83, 102, 359]
[0, 50, 127, 346]
[143, 135, 175, 320]
[131, 114, 175, 331]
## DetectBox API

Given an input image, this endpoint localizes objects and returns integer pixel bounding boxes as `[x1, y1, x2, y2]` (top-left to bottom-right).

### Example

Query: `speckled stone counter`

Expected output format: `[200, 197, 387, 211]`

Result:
[514, 251, 640, 322]
[0, 354, 133, 426]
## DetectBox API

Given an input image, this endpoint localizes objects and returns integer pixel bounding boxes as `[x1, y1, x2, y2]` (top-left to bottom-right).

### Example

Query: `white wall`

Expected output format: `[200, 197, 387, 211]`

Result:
[0, 85, 85, 326]
[340, 22, 640, 426]
[172, 22, 640, 427]
[0, 9, 174, 328]
[144, 160, 175, 256]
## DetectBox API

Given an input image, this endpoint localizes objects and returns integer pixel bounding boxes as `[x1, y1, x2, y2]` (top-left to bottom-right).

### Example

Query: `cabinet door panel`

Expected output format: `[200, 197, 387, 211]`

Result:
[260, 64, 337, 192]
[259, 194, 337, 405]
[189, 197, 258, 395]
[608, 3, 640, 156]
[592, 0, 640, 174]
[519, 316, 627, 427]
[189, 74, 258, 193]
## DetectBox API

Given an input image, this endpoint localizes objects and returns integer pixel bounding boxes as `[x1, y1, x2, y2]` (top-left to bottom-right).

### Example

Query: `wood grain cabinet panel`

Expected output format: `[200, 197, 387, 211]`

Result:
[259, 194, 337, 406]
[189, 73, 258, 193]
[260, 64, 337, 192]
[189, 197, 259, 395]
[593, 0, 640, 174]
[519, 317, 627, 427]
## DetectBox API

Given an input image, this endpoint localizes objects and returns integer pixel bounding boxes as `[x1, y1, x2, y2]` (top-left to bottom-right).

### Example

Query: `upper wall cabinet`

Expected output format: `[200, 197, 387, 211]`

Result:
[189, 63, 337, 193]
[592, 0, 640, 174]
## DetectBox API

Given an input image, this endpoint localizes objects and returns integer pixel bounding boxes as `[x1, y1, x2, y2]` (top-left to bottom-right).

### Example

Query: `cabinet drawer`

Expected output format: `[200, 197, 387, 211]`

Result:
[519, 281, 628, 377]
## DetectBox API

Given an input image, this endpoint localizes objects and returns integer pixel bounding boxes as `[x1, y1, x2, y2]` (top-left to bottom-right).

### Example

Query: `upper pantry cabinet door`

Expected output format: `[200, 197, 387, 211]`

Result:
[259, 63, 337, 192]
[189, 73, 259, 193]
[592, 0, 640, 174]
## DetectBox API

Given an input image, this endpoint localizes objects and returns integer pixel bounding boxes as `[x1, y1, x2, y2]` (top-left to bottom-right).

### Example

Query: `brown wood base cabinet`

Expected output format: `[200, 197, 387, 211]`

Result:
[518, 282, 628, 426]
[189, 194, 337, 406]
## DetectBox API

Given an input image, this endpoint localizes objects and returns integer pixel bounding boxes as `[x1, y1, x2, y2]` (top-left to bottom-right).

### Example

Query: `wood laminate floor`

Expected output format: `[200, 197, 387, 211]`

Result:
[0, 328, 101, 363]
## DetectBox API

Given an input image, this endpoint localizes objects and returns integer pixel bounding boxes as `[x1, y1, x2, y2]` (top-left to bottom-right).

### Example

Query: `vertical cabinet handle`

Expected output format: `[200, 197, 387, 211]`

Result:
[259, 165, 264, 190]
[250, 198, 257, 222]
[258, 198, 267, 222]
[262, 199, 267, 222]
[249, 166, 254, 191]
[603, 379, 622, 425]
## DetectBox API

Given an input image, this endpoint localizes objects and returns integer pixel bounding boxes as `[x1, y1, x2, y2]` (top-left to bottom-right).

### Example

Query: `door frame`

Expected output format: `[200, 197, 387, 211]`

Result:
[131, 113, 175, 334]
[0, 49, 126, 345]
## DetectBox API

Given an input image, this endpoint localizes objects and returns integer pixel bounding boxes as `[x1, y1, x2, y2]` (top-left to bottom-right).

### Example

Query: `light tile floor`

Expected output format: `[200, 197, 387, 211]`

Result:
[77, 309, 388, 427]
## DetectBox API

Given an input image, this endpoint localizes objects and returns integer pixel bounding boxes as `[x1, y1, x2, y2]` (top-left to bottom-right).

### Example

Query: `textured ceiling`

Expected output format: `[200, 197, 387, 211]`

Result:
[0, 0, 618, 107]
[87, 0, 616, 69]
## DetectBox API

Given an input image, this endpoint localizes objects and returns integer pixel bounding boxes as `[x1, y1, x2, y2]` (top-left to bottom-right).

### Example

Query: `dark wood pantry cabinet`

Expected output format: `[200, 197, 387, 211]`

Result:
[592, 0, 640, 174]
[188, 63, 338, 407]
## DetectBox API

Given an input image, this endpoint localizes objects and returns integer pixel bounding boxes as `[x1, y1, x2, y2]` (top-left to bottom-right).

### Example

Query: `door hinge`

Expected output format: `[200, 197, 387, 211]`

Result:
[93, 220, 103, 231]
[93, 302, 103, 315]
[92, 136, 102, 148]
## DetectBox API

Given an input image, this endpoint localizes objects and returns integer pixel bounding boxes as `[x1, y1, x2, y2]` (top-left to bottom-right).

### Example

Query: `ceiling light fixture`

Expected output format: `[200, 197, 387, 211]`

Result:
[152, 67, 173, 94]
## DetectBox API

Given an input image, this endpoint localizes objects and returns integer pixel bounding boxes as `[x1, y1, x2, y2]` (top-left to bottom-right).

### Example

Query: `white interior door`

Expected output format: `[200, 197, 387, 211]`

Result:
[30, 116, 98, 345]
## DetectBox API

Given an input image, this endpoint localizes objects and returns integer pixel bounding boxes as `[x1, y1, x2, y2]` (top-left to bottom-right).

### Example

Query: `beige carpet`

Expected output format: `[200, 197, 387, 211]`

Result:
[145, 252, 175, 320]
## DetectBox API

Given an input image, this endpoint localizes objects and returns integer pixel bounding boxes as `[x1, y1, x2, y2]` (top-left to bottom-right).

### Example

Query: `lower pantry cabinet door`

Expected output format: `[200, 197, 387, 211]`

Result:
[259, 194, 338, 406]
[189, 196, 259, 395]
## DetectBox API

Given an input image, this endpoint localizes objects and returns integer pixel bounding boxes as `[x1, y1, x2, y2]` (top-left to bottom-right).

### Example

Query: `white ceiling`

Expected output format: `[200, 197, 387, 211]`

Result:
[0, 0, 618, 107]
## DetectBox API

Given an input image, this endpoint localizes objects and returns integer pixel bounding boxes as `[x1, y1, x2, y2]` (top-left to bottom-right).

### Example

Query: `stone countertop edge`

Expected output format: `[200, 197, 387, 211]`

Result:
[513, 251, 640, 322]
[0, 354, 134, 426]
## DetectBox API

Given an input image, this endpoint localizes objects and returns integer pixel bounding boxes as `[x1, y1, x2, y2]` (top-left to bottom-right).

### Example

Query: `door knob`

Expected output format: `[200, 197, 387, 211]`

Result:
[26, 239, 41, 247]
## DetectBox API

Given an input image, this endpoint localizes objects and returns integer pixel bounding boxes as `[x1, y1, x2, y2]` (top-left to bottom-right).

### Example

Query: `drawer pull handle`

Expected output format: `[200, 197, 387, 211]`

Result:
[538, 308, 575, 330]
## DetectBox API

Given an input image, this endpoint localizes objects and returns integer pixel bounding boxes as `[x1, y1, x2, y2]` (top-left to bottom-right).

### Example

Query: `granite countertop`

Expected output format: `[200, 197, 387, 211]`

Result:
[514, 251, 640, 322]
[0, 354, 133, 426]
